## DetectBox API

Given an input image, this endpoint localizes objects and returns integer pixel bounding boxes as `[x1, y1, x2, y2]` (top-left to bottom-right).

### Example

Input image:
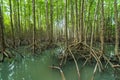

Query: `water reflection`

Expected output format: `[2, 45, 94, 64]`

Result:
[1, 63, 9, 80]
[114, 68, 120, 80]
[0, 46, 117, 80]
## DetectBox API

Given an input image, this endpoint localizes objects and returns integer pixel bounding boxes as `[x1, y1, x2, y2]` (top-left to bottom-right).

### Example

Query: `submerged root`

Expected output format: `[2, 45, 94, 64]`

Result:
[91, 63, 97, 80]
[0, 47, 24, 62]
[49, 66, 66, 80]
[68, 48, 80, 80]
[56, 41, 120, 80]
[0, 50, 12, 62]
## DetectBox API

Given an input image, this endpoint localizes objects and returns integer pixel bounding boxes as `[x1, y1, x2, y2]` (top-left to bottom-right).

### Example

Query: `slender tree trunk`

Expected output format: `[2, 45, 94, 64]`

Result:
[28, 0, 31, 28]
[20, 0, 22, 35]
[56, 0, 59, 42]
[100, 0, 104, 54]
[27, 0, 31, 42]
[13, 0, 17, 40]
[114, 0, 119, 55]
[94, 0, 100, 43]
[46, 0, 49, 41]
[75, 0, 79, 42]
[65, 0, 68, 48]
[24, 0, 26, 33]
[86, 0, 93, 43]
[39, 4, 42, 29]
[0, 4, 6, 61]
[9, 0, 15, 48]
[80, 0, 84, 42]
[79, 0, 81, 41]
[71, 0, 75, 40]
[50, 0, 53, 43]
[90, 0, 99, 47]
[83, 0, 87, 44]
[32, 0, 36, 53]
[57, 0, 58, 26]
[17, 0, 21, 45]
[90, 1, 95, 48]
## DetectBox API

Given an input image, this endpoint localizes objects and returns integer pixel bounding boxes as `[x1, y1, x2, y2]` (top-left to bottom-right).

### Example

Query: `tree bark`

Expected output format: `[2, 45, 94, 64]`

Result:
[24, 0, 27, 32]
[114, 0, 119, 55]
[46, 0, 49, 41]
[9, 0, 15, 48]
[75, 0, 79, 41]
[50, 0, 53, 43]
[90, 0, 95, 49]
[100, 0, 104, 54]
[90, 0, 100, 47]
[13, 0, 17, 39]
[80, 0, 84, 42]
[0, 3, 6, 61]
[17, 0, 21, 45]
[71, 0, 75, 41]
[65, 0, 68, 48]
[32, 0, 36, 53]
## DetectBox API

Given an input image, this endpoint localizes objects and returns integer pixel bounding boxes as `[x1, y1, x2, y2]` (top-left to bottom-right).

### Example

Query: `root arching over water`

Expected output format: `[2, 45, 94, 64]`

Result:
[56, 41, 120, 80]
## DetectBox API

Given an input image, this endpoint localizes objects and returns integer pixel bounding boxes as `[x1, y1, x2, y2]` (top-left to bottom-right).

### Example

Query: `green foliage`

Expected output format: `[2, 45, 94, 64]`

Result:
[1, 0, 119, 38]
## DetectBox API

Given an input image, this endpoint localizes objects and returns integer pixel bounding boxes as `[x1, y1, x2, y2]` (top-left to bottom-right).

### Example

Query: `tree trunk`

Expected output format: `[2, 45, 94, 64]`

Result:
[80, 0, 84, 42]
[90, 0, 100, 47]
[0, 3, 6, 61]
[75, 0, 79, 42]
[114, 0, 119, 55]
[94, 0, 100, 43]
[17, 0, 21, 45]
[46, 0, 49, 41]
[65, 0, 68, 48]
[71, 0, 75, 41]
[13, 0, 17, 41]
[87, 0, 93, 44]
[100, 0, 104, 54]
[24, 0, 27, 33]
[50, 0, 53, 43]
[32, 0, 36, 53]
[9, 0, 15, 48]
[90, 0, 95, 48]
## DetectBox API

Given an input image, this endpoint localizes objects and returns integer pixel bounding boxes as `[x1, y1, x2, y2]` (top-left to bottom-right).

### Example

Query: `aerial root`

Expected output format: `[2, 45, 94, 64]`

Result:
[91, 63, 97, 80]
[0, 49, 12, 62]
[68, 48, 80, 80]
[103, 54, 120, 68]
[56, 42, 120, 80]
[59, 42, 103, 72]
[58, 47, 81, 80]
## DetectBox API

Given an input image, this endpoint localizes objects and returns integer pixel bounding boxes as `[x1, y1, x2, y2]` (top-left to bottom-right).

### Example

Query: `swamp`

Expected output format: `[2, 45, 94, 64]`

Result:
[0, 0, 120, 80]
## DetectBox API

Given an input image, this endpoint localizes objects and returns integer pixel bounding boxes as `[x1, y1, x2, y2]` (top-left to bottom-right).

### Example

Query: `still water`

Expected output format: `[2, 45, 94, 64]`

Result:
[0, 46, 119, 80]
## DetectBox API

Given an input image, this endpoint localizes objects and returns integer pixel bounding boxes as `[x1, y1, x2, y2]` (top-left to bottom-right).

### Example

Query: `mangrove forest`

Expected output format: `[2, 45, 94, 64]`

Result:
[0, 0, 120, 80]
